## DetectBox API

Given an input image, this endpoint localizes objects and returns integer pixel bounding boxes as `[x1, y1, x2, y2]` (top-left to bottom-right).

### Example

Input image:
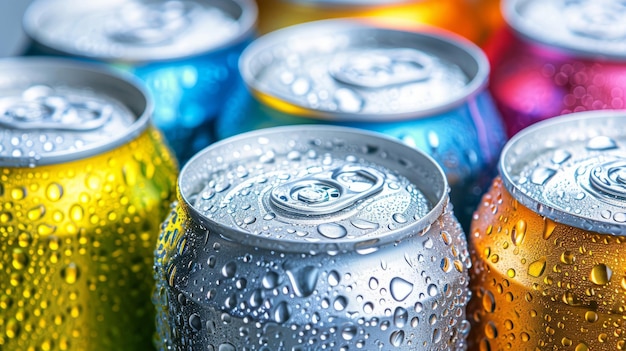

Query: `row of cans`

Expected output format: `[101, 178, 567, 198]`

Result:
[1, 56, 625, 350]
[17, 0, 626, 228]
[1, 0, 626, 350]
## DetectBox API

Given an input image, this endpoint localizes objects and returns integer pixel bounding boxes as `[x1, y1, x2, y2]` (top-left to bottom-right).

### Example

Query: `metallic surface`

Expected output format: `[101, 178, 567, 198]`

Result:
[488, 0, 626, 137]
[154, 126, 471, 350]
[217, 20, 506, 230]
[468, 111, 626, 350]
[0, 58, 178, 350]
[255, 0, 498, 45]
[23, 0, 258, 165]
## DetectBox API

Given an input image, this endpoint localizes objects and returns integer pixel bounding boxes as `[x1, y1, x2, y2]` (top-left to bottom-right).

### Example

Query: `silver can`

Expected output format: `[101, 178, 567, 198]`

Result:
[153, 126, 471, 350]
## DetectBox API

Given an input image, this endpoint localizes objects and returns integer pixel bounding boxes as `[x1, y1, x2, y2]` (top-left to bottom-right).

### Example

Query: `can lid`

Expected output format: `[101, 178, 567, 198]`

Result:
[500, 110, 626, 236]
[503, 0, 626, 60]
[181, 125, 450, 252]
[240, 19, 488, 121]
[23, 0, 257, 62]
[0, 57, 151, 167]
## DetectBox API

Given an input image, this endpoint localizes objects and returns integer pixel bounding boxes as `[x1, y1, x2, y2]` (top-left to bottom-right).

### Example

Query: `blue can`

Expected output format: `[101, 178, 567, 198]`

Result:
[23, 0, 258, 165]
[216, 20, 507, 230]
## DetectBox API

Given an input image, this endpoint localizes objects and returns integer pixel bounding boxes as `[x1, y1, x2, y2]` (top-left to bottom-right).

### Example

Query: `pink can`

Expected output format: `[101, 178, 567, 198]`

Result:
[487, 0, 626, 137]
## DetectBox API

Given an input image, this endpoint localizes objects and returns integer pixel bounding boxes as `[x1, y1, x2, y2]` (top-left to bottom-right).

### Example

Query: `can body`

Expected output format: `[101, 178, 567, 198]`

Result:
[23, 0, 258, 165]
[467, 111, 626, 350]
[216, 20, 506, 231]
[488, 0, 626, 137]
[255, 0, 498, 45]
[0, 58, 178, 350]
[154, 126, 472, 350]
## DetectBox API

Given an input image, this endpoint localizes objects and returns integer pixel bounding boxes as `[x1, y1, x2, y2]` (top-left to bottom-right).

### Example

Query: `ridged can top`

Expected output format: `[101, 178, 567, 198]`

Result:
[503, 0, 626, 60]
[23, 0, 258, 62]
[181, 125, 449, 252]
[0, 57, 151, 167]
[240, 19, 489, 121]
[500, 110, 626, 235]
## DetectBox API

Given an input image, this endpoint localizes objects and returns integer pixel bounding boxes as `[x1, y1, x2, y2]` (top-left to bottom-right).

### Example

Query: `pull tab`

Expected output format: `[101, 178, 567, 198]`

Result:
[329, 48, 433, 89]
[270, 164, 385, 216]
[564, 0, 626, 40]
[0, 85, 112, 131]
[589, 159, 626, 199]
[107, 0, 195, 45]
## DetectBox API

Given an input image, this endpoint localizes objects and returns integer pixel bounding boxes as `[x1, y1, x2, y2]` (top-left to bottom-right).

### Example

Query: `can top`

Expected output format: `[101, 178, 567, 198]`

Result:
[23, 0, 258, 62]
[181, 125, 449, 252]
[503, 0, 626, 60]
[0, 57, 151, 167]
[240, 20, 488, 121]
[500, 111, 626, 236]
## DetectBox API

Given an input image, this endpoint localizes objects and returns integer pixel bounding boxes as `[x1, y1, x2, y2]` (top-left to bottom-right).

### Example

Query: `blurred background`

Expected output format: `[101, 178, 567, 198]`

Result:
[0, 1, 34, 57]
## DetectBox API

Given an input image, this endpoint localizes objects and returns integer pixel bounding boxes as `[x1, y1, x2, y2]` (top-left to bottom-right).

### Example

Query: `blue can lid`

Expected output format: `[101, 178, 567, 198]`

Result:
[239, 19, 489, 121]
[23, 0, 258, 62]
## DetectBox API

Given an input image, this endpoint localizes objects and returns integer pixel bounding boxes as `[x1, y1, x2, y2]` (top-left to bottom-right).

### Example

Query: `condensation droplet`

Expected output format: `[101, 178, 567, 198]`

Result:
[317, 223, 347, 239]
[390, 277, 414, 302]
[551, 149, 572, 164]
[334, 88, 364, 113]
[586, 136, 617, 150]
[482, 291, 495, 313]
[189, 313, 202, 332]
[46, 183, 63, 201]
[530, 167, 556, 185]
[351, 218, 379, 230]
[528, 257, 547, 278]
[390, 330, 405, 347]
[274, 301, 291, 323]
[590, 264, 612, 285]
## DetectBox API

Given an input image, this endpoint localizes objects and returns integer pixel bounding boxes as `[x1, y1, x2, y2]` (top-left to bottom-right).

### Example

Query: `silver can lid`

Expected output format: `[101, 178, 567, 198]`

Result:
[500, 110, 626, 235]
[181, 125, 449, 252]
[23, 0, 257, 62]
[0, 57, 151, 167]
[503, 0, 626, 60]
[240, 20, 488, 121]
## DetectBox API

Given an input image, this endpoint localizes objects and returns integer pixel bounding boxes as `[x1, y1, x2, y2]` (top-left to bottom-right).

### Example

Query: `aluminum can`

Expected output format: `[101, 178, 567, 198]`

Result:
[254, 0, 499, 45]
[467, 110, 626, 350]
[216, 20, 507, 231]
[22, 0, 258, 165]
[153, 125, 472, 350]
[487, 0, 626, 138]
[0, 57, 178, 350]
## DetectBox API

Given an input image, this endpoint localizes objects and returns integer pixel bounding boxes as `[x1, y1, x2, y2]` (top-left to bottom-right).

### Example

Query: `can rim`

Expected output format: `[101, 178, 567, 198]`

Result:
[499, 110, 626, 235]
[179, 125, 451, 253]
[0, 57, 153, 167]
[502, 0, 626, 61]
[22, 0, 258, 63]
[239, 19, 490, 122]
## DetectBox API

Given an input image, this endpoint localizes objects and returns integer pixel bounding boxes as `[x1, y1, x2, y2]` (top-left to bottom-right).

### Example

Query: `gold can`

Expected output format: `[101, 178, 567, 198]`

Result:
[468, 111, 626, 350]
[0, 58, 178, 350]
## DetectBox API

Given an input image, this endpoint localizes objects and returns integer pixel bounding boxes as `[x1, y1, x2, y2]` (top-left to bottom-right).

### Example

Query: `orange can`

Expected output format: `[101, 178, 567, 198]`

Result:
[468, 111, 626, 350]
[255, 0, 502, 45]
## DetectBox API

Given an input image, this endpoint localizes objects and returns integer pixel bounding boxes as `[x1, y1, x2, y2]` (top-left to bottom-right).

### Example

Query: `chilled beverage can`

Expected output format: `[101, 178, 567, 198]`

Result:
[255, 0, 499, 45]
[22, 0, 258, 164]
[153, 125, 472, 350]
[487, 0, 626, 137]
[216, 19, 507, 231]
[467, 110, 626, 350]
[0, 57, 178, 350]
